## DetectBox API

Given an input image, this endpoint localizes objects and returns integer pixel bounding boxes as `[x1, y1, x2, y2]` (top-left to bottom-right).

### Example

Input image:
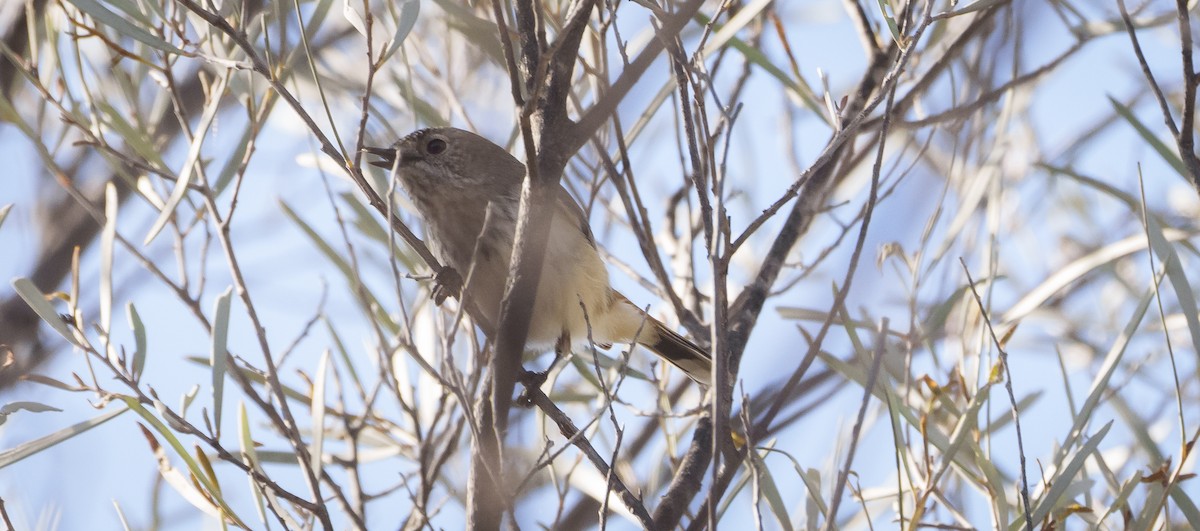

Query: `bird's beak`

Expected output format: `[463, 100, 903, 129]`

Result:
[363, 146, 397, 168]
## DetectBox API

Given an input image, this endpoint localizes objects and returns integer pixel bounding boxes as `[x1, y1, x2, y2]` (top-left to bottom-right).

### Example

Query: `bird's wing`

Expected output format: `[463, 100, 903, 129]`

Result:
[555, 185, 596, 249]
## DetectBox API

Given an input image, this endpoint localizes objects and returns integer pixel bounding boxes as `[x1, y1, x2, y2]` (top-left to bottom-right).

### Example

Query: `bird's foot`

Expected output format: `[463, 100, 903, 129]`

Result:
[431, 266, 462, 306]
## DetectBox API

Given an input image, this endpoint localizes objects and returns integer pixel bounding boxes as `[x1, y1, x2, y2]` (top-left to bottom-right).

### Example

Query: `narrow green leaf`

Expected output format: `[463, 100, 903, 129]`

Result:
[1109, 392, 1162, 463]
[177, 385, 199, 420]
[65, 0, 186, 55]
[1001, 227, 1192, 324]
[210, 286, 233, 437]
[137, 423, 226, 521]
[819, 350, 952, 453]
[431, 0, 504, 65]
[193, 445, 222, 497]
[383, 0, 421, 61]
[395, 83, 451, 127]
[941, 381, 996, 475]
[777, 307, 912, 340]
[976, 447, 1011, 523]
[10, 278, 83, 347]
[981, 390, 1043, 433]
[237, 402, 260, 470]
[922, 284, 971, 339]
[310, 350, 330, 474]
[342, 0, 367, 37]
[1057, 287, 1152, 467]
[324, 318, 362, 398]
[211, 123, 255, 195]
[339, 191, 391, 246]
[936, 0, 1010, 18]
[186, 356, 310, 403]
[0, 204, 12, 229]
[122, 397, 246, 526]
[1094, 471, 1140, 525]
[1040, 165, 1200, 365]
[239, 403, 303, 528]
[101, 182, 118, 365]
[1132, 482, 1167, 529]
[750, 448, 793, 531]
[718, 467, 751, 522]
[127, 302, 147, 380]
[239, 403, 269, 526]
[1141, 212, 1200, 369]
[874, 0, 903, 47]
[0, 402, 63, 415]
[0, 401, 63, 427]
[100, 0, 155, 26]
[280, 201, 354, 279]
[0, 406, 127, 468]
[1171, 484, 1200, 530]
[21, 374, 84, 392]
[758, 447, 828, 520]
[568, 350, 649, 388]
[1109, 96, 1188, 178]
[306, 0, 338, 41]
[1011, 421, 1113, 530]
[95, 101, 167, 169]
[280, 200, 400, 334]
[804, 468, 823, 530]
[144, 74, 228, 245]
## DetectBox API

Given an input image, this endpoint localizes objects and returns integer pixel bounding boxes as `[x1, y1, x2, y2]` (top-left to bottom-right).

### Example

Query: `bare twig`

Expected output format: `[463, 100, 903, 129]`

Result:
[822, 318, 888, 531]
[522, 386, 655, 528]
[960, 259, 1033, 530]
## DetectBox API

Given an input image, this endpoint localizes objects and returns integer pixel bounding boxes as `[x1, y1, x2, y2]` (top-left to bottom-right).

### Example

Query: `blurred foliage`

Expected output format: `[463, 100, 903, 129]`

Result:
[0, 0, 1198, 529]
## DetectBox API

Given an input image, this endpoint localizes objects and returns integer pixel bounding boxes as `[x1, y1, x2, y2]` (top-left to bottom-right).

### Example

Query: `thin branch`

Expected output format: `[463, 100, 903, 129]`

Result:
[1174, 0, 1198, 186]
[822, 318, 888, 531]
[568, 0, 706, 154]
[1116, 0, 1179, 138]
[522, 385, 655, 528]
[960, 259, 1034, 530]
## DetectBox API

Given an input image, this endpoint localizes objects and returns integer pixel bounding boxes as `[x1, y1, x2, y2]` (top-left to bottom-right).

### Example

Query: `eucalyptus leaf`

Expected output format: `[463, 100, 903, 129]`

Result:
[210, 286, 233, 437]
[310, 350, 331, 474]
[0, 407, 126, 468]
[382, 0, 421, 61]
[65, 0, 185, 55]
[100, 182, 118, 366]
[127, 302, 147, 380]
[144, 74, 229, 246]
[11, 278, 83, 348]
[0, 402, 63, 427]
[1110, 96, 1187, 178]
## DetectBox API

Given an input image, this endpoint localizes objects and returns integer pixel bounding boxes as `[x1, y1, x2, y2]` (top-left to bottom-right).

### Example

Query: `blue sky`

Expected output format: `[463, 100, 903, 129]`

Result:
[2, 0, 1199, 528]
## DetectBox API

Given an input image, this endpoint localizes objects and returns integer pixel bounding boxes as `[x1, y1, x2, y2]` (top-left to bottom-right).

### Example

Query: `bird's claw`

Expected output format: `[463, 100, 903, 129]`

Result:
[516, 369, 549, 408]
[432, 266, 462, 306]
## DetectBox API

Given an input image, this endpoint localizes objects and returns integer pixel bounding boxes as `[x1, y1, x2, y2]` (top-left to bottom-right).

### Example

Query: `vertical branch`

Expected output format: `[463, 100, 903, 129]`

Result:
[1116, 0, 1179, 139]
[466, 379, 503, 530]
[687, 5, 939, 525]
[465, 1, 530, 526]
[652, 416, 713, 528]
[1117, 0, 1200, 193]
[470, 0, 599, 527]
[1174, 0, 1198, 185]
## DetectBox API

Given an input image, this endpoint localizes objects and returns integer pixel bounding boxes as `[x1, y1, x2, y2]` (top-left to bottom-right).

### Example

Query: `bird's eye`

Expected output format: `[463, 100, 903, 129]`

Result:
[426, 138, 447, 155]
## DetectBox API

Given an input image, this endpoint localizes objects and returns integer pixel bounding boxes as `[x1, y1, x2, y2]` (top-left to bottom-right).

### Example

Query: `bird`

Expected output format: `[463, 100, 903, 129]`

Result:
[366, 127, 711, 384]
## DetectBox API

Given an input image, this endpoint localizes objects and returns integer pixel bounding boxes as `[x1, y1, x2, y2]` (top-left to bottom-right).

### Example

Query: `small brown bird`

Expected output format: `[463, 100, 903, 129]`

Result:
[367, 127, 711, 384]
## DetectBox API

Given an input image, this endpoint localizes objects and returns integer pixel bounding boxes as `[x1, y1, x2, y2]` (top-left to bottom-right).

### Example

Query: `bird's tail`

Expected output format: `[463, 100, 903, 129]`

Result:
[643, 320, 712, 384]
